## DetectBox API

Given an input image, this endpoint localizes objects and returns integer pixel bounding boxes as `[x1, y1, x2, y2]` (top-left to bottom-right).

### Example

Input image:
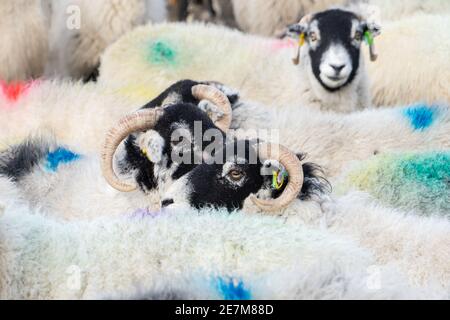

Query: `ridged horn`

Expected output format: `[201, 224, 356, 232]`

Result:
[101, 108, 163, 192]
[251, 143, 304, 213]
[192, 84, 232, 132]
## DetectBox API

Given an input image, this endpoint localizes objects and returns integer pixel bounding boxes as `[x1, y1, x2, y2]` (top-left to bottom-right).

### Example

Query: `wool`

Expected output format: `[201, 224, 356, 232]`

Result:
[44, 147, 81, 172]
[233, 103, 450, 180]
[99, 16, 450, 109]
[99, 22, 369, 113]
[0, 194, 446, 300]
[229, 0, 450, 36]
[44, 0, 168, 79]
[337, 152, 450, 216]
[0, 80, 142, 155]
[0, 0, 49, 82]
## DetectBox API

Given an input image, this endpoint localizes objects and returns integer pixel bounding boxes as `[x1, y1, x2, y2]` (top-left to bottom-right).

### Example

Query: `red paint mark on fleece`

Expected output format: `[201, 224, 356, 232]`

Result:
[0, 80, 35, 102]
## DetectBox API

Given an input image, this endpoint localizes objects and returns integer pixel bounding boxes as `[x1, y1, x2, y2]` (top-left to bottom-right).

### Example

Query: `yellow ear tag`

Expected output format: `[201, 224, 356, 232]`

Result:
[141, 148, 150, 160]
[299, 33, 305, 47]
[292, 33, 305, 65]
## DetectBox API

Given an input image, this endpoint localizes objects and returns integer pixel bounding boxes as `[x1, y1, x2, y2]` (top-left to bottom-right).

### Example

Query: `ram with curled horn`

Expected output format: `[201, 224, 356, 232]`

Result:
[101, 80, 234, 194]
[160, 139, 330, 213]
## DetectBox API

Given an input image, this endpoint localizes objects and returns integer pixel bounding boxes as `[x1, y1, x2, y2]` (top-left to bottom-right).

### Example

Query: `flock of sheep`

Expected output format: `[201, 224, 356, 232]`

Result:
[0, 0, 449, 300]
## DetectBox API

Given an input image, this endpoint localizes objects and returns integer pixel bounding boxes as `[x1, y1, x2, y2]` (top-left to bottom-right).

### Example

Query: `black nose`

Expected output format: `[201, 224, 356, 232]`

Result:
[330, 64, 345, 73]
[161, 199, 174, 208]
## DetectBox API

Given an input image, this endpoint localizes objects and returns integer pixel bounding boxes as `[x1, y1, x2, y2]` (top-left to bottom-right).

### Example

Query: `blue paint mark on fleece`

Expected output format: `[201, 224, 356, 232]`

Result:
[403, 104, 438, 131]
[217, 278, 252, 300]
[45, 148, 81, 172]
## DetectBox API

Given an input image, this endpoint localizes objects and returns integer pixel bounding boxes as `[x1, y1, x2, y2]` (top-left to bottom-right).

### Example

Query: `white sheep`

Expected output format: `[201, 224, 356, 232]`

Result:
[229, 0, 450, 36]
[1, 80, 449, 181]
[0, 0, 167, 81]
[44, 0, 168, 80]
[99, 13, 450, 110]
[231, 0, 337, 37]
[1, 114, 449, 290]
[0, 0, 49, 82]
[99, 12, 378, 114]
[0, 181, 446, 299]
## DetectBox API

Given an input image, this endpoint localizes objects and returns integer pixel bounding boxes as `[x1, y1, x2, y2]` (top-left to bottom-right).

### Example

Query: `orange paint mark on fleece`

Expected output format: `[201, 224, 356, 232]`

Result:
[0, 80, 36, 102]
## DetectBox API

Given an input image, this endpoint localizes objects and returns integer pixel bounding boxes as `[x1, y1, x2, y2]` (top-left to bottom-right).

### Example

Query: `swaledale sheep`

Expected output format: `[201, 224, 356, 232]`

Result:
[0, 179, 447, 299]
[1, 80, 449, 185]
[0, 0, 49, 81]
[99, 13, 450, 110]
[45, 0, 168, 80]
[100, 8, 381, 113]
[229, 0, 450, 36]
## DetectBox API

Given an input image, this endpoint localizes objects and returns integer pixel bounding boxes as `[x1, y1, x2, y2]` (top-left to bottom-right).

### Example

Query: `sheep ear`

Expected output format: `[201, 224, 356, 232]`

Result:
[136, 130, 165, 164]
[362, 21, 381, 62]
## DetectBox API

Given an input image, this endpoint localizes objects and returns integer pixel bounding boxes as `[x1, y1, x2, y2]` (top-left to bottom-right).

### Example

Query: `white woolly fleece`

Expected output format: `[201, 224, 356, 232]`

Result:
[0, 0, 49, 81]
[0, 194, 446, 300]
[45, 0, 168, 79]
[230, 0, 450, 36]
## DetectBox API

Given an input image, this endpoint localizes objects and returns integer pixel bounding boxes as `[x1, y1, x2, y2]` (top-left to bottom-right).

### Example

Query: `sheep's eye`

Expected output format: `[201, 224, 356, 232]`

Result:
[309, 32, 318, 42]
[228, 170, 244, 181]
[354, 31, 363, 41]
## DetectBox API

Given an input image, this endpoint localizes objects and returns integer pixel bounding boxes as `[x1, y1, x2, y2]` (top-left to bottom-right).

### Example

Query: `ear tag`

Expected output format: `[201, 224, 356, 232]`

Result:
[292, 33, 305, 65]
[141, 148, 151, 161]
[364, 31, 378, 62]
[272, 170, 288, 190]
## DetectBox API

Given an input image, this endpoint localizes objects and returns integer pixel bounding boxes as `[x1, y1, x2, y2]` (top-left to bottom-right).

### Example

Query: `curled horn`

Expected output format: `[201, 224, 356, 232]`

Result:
[192, 84, 232, 132]
[101, 108, 163, 192]
[251, 143, 304, 213]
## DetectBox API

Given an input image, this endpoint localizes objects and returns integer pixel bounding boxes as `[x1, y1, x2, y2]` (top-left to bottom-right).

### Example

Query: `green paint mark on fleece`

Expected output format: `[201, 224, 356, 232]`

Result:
[342, 152, 450, 217]
[148, 40, 177, 65]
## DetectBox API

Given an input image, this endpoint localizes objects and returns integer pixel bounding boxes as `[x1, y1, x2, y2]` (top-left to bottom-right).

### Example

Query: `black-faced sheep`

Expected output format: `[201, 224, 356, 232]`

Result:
[99, 9, 380, 113]
[160, 139, 329, 212]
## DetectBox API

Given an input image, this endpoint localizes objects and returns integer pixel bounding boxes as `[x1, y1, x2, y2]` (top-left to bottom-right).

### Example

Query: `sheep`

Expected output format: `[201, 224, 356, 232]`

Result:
[100, 8, 381, 113]
[0, 82, 238, 217]
[364, 13, 450, 107]
[2, 79, 449, 187]
[0, 186, 446, 299]
[0, 79, 238, 155]
[229, 0, 450, 36]
[230, 101, 450, 181]
[44, 0, 168, 80]
[0, 0, 49, 82]
[336, 151, 450, 217]
[231, 0, 337, 37]
[1, 124, 449, 290]
[99, 12, 450, 109]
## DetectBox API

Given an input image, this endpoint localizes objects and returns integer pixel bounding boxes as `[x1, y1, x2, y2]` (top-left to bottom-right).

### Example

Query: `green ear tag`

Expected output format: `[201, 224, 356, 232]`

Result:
[272, 170, 288, 190]
[364, 31, 374, 46]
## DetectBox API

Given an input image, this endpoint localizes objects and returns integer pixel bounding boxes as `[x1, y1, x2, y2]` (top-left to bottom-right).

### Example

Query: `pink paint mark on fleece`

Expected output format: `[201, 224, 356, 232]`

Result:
[268, 39, 296, 52]
[0, 80, 37, 103]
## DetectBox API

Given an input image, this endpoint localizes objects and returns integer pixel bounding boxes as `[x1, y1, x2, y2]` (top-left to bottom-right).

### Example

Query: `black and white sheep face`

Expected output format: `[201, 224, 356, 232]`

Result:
[161, 140, 329, 212]
[295, 9, 379, 92]
[117, 103, 226, 194]
[106, 80, 238, 195]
